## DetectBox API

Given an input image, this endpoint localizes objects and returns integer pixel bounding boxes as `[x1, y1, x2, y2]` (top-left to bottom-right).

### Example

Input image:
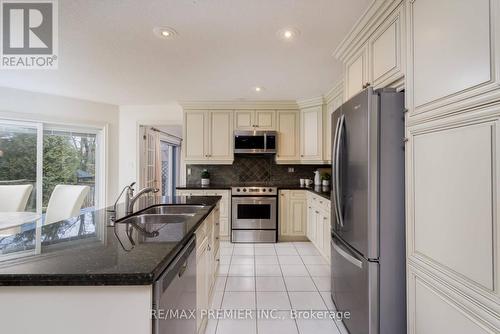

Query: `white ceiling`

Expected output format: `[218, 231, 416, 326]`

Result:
[0, 0, 370, 105]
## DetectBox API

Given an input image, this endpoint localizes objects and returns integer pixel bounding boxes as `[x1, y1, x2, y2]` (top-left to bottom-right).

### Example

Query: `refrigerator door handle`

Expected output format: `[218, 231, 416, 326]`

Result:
[334, 114, 345, 227]
[332, 237, 363, 269]
[332, 116, 342, 228]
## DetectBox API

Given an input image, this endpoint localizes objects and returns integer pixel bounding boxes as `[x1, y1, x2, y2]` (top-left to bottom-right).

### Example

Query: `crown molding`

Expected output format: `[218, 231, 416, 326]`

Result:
[179, 100, 298, 110]
[296, 96, 325, 109]
[324, 81, 343, 104]
[333, 0, 401, 61]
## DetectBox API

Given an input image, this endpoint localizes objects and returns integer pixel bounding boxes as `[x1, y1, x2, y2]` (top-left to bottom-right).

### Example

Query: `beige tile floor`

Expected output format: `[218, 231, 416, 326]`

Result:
[204, 241, 343, 334]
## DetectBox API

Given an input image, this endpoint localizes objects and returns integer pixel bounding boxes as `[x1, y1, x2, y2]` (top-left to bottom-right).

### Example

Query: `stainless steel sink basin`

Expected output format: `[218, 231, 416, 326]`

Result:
[140, 205, 209, 215]
[117, 214, 192, 225]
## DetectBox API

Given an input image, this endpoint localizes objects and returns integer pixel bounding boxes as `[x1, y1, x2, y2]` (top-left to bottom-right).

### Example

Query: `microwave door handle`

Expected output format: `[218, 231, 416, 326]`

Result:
[332, 116, 342, 228]
[332, 238, 363, 269]
[334, 114, 345, 227]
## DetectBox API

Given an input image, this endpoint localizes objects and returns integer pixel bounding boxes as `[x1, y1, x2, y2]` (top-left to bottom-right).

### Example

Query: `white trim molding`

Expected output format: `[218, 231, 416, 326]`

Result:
[179, 100, 298, 110]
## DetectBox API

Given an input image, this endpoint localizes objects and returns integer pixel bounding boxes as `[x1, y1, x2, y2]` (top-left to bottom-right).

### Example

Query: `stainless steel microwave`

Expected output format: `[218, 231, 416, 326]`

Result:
[234, 131, 277, 154]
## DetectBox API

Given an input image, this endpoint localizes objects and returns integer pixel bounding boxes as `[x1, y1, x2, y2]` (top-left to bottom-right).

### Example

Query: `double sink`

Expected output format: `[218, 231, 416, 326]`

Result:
[115, 204, 210, 226]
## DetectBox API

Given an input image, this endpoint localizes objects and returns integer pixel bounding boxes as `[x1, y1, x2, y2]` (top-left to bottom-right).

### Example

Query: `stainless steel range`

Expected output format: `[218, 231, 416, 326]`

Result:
[231, 186, 277, 243]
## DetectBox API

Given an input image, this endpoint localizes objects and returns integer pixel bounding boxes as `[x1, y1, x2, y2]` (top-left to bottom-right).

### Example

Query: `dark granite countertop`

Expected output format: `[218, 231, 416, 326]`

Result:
[0, 195, 221, 286]
[177, 183, 331, 200]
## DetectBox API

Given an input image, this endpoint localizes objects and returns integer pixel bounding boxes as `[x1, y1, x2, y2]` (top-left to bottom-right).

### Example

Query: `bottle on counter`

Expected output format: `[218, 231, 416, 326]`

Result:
[314, 170, 321, 186]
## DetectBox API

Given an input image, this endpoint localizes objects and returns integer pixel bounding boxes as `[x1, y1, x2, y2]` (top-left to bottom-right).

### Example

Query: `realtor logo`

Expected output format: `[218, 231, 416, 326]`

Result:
[1, 0, 58, 69]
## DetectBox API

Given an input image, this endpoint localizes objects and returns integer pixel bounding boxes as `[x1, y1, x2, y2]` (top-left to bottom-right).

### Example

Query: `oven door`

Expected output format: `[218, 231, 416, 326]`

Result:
[232, 196, 277, 229]
[331, 233, 379, 334]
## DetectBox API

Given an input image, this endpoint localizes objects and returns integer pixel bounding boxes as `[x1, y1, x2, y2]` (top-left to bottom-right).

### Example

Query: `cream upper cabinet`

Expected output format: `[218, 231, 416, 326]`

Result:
[234, 110, 276, 130]
[335, 1, 405, 98]
[369, 3, 404, 88]
[255, 110, 276, 130]
[276, 110, 300, 162]
[184, 110, 233, 163]
[300, 106, 323, 161]
[234, 110, 254, 130]
[407, 0, 499, 119]
[184, 110, 208, 161]
[208, 110, 233, 161]
[345, 44, 368, 100]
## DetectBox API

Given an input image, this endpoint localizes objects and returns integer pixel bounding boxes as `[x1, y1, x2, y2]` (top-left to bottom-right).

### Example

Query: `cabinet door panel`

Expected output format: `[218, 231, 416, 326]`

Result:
[300, 106, 323, 160]
[209, 111, 233, 161]
[322, 212, 331, 262]
[345, 45, 368, 99]
[289, 197, 306, 236]
[408, 0, 495, 117]
[184, 111, 207, 160]
[370, 4, 403, 88]
[234, 110, 254, 130]
[279, 190, 289, 236]
[410, 120, 496, 291]
[255, 111, 275, 130]
[277, 110, 300, 161]
[411, 275, 492, 334]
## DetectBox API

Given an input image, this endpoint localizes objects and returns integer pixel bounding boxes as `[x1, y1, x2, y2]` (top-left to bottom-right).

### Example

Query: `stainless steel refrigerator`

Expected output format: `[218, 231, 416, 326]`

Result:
[330, 87, 406, 334]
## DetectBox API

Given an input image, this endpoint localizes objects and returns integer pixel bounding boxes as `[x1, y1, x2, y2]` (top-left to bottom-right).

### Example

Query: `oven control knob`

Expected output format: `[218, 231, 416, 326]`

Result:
[269, 188, 273, 193]
[236, 188, 240, 192]
[262, 188, 266, 192]
[242, 188, 247, 192]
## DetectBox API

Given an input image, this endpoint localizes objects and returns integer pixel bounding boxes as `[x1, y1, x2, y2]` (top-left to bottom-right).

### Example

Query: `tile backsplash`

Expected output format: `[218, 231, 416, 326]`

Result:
[186, 155, 330, 186]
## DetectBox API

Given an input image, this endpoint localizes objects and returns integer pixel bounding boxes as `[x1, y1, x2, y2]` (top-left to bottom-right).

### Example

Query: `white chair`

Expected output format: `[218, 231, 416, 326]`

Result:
[0, 184, 33, 212]
[44, 185, 90, 225]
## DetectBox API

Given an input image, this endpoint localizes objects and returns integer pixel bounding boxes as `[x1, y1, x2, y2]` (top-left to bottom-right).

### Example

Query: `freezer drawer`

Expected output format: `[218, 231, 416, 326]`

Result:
[331, 234, 378, 334]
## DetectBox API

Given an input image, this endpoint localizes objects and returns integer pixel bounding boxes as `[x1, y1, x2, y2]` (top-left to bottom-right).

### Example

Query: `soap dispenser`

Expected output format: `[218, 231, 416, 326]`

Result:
[314, 170, 321, 186]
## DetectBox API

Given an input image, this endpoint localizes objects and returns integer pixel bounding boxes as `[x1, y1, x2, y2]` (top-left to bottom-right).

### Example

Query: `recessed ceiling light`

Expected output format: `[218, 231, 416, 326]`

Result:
[254, 86, 263, 92]
[153, 27, 178, 39]
[277, 27, 300, 41]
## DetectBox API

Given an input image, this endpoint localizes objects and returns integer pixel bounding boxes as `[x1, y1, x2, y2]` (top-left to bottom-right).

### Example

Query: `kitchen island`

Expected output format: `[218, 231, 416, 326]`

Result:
[0, 195, 221, 334]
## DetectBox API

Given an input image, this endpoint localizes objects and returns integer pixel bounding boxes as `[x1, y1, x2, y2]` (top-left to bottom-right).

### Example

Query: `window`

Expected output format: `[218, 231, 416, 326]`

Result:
[43, 128, 98, 210]
[0, 119, 104, 219]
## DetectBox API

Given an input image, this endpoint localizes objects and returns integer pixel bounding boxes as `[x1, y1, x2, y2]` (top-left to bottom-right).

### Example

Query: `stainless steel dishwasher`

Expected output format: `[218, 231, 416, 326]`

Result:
[152, 236, 197, 334]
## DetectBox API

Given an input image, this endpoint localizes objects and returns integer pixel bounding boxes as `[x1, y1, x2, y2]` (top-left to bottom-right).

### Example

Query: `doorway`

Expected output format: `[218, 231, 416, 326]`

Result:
[140, 126, 181, 197]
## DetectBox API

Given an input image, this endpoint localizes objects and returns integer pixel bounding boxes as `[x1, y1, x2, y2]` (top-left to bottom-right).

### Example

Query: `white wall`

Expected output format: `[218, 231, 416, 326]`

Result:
[118, 103, 183, 188]
[0, 86, 120, 206]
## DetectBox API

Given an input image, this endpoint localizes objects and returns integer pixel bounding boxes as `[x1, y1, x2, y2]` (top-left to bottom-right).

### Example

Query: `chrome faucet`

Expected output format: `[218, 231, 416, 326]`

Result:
[127, 184, 159, 214]
[112, 182, 160, 219]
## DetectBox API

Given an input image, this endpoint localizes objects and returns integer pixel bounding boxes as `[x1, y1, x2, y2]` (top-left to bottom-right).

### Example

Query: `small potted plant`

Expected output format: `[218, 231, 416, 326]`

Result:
[321, 172, 331, 186]
[201, 169, 210, 186]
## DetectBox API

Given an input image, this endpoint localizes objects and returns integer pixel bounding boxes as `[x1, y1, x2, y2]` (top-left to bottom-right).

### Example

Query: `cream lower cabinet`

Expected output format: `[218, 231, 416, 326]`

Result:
[306, 192, 331, 262]
[195, 205, 219, 334]
[177, 189, 231, 240]
[184, 110, 233, 164]
[280, 190, 331, 261]
[279, 190, 307, 241]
